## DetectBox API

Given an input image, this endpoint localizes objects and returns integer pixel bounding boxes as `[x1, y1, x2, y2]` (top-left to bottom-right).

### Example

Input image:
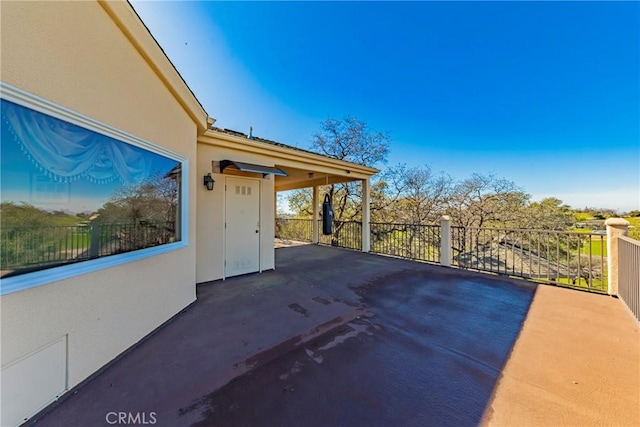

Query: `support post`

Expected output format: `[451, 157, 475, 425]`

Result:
[440, 215, 452, 267]
[362, 178, 371, 252]
[312, 185, 319, 244]
[89, 214, 101, 259]
[605, 218, 630, 296]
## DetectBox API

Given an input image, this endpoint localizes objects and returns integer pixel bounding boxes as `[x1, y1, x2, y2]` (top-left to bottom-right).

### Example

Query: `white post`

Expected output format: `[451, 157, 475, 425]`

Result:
[440, 215, 452, 267]
[605, 218, 630, 296]
[274, 191, 277, 226]
[312, 185, 319, 244]
[362, 178, 371, 252]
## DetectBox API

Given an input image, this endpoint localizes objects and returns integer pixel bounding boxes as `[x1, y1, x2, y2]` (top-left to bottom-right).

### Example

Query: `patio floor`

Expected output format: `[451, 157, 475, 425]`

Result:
[29, 245, 639, 426]
[483, 284, 640, 426]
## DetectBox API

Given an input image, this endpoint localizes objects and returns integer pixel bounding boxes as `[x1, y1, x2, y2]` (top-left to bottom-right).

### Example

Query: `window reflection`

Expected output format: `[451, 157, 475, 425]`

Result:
[0, 99, 182, 278]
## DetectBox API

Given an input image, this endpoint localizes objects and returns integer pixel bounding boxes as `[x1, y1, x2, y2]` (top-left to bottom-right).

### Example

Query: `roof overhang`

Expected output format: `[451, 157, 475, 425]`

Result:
[198, 129, 379, 192]
[272, 168, 361, 192]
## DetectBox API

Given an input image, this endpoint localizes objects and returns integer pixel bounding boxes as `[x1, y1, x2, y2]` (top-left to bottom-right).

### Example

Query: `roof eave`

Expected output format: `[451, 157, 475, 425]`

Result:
[199, 129, 380, 176]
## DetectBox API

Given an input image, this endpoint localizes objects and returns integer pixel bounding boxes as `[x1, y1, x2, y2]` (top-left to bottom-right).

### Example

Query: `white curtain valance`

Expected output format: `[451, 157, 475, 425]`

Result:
[2, 100, 150, 184]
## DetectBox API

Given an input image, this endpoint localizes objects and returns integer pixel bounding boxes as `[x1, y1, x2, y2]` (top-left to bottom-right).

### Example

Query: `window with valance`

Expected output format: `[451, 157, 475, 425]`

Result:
[0, 95, 185, 288]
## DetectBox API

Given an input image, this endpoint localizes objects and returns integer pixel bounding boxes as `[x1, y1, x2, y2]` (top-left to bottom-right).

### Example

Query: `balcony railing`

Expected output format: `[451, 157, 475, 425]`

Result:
[274, 218, 314, 243]
[275, 217, 617, 294]
[274, 218, 362, 250]
[370, 222, 440, 263]
[1, 221, 176, 278]
[618, 236, 640, 321]
[450, 227, 607, 292]
[322, 220, 362, 250]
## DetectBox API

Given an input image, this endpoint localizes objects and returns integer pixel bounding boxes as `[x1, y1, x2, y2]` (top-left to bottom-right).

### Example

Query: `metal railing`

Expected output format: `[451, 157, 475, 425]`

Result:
[618, 236, 640, 321]
[370, 222, 440, 263]
[1, 222, 176, 278]
[274, 218, 314, 243]
[450, 227, 607, 292]
[96, 222, 176, 257]
[1, 225, 91, 271]
[322, 220, 362, 250]
[274, 218, 362, 250]
[274, 218, 612, 293]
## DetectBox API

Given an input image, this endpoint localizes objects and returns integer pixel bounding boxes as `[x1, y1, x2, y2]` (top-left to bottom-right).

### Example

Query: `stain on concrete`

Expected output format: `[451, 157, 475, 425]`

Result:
[304, 348, 324, 364]
[190, 257, 537, 427]
[312, 296, 331, 305]
[317, 321, 372, 351]
[288, 303, 309, 317]
[29, 245, 537, 427]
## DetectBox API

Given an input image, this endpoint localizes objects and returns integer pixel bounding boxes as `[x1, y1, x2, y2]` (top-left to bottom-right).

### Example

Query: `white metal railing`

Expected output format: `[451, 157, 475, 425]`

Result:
[448, 225, 607, 292]
[274, 216, 639, 296]
[618, 236, 640, 322]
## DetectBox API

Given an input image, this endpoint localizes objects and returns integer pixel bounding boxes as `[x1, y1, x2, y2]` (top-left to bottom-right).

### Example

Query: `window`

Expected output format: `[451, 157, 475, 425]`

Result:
[0, 84, 188, 294]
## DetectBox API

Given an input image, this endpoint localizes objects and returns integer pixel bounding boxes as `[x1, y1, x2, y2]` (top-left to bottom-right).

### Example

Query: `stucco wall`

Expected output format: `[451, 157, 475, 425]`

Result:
[196, 142, 276, 283]
[1, 0, 198, 404]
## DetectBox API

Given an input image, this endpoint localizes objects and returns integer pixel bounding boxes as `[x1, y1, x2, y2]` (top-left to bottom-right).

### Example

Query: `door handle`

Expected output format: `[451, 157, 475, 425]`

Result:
[255, 230, 259, 233]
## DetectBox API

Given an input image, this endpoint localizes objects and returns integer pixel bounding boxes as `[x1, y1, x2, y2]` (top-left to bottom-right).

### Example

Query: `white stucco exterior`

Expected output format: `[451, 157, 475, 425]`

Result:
[195, 130, 377, 283]
[196, 139, 276, 283]
[0, 2, 207, 424]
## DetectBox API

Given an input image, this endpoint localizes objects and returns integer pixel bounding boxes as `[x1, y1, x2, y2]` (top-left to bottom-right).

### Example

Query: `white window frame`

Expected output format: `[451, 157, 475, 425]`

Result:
[0, 82, 189, 296]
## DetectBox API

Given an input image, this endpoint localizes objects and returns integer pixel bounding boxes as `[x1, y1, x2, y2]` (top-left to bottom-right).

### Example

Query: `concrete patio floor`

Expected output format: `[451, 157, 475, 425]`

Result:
[28, 245, 639, 426]
[483, 284, 639, 426]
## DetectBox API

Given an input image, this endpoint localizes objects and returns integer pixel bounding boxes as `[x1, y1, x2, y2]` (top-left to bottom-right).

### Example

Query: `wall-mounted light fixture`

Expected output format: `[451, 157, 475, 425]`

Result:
[203, 173, 215, 191]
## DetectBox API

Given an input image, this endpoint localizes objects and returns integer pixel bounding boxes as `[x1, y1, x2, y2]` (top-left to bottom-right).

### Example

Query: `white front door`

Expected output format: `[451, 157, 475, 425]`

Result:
[225, 177, 260, 277]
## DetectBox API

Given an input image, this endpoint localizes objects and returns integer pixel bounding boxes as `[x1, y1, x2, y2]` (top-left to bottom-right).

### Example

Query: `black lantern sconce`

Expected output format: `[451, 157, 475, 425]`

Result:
[203, 173, 215, 191]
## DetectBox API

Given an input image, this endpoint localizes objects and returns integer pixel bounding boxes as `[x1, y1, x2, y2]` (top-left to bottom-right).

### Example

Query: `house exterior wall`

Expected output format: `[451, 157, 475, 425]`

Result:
[1, 1, 199, 423]
[196, 141, 275, 283]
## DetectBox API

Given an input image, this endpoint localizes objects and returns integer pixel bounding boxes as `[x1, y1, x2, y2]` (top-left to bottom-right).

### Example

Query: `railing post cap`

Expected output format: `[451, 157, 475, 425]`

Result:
[604, 218, 630, 227]
[440, 215, 451, 221]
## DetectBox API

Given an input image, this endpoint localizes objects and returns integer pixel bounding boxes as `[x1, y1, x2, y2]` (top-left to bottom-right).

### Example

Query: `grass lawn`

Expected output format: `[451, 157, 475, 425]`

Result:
[581, 237, 607, 257]
[571, 217, 640, 257]
[623, 217, 640, 240]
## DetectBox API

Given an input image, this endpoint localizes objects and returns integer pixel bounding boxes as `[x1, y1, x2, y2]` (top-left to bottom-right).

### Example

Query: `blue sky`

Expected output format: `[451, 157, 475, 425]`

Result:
[131, 1, 639, 212]
[1, 100, 179, 213]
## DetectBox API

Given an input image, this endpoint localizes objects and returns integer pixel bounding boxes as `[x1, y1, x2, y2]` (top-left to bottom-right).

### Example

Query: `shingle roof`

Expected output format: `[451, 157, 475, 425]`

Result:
[208, 127, 379, 174]
[210, 127, 326, 158]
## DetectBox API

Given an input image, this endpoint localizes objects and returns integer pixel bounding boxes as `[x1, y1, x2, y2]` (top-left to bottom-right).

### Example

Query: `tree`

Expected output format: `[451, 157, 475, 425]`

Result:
[521, 197, 575, 230]
[363, 164, 452, 259]
[0, 203, 80, 271]
[580, 206, 619, 220]
[311, 116, 391, 222]
[286, 188, 313, 218]
[97, 174, 178, 225]
[288, 116, 391, 245]
[446, 174, 529, 229]
[310, 116, 390, 166]
[0, 202, 52, 229]
[388, 164, 452, 224]
[93, 174, 179, 253]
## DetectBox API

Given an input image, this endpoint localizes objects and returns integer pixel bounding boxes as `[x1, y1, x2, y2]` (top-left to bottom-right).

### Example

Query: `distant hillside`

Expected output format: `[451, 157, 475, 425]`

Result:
[0, 202, 88, 229]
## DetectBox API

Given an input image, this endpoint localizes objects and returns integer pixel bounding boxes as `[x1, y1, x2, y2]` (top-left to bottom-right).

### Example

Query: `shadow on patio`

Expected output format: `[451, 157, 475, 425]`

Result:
[30, 245, 639, 427]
